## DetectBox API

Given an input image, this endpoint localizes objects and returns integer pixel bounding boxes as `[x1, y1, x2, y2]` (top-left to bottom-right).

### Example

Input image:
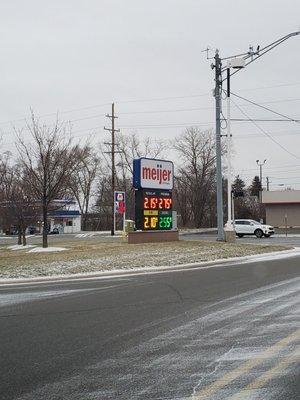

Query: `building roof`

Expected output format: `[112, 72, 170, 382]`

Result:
[262, 190, 300, 204]
[48, 210, 81, 217]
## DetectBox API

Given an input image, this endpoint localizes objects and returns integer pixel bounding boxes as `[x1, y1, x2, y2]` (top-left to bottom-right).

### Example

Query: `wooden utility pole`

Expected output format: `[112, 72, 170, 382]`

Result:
[104, 103, 120, 236]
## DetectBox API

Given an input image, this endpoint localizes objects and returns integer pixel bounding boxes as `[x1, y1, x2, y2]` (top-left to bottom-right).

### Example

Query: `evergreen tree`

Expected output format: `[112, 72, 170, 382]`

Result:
[232, 175, 246, 193]
[250, 175, 262, 197]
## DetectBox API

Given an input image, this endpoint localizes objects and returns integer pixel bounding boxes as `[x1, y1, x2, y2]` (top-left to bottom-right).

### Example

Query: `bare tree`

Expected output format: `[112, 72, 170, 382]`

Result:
[0, 160, 38, 245]
[173, 127, 224, 228]
[17, 113, 79, 247]
[68, 145, 100, 230]
[116, 132, 167, 176]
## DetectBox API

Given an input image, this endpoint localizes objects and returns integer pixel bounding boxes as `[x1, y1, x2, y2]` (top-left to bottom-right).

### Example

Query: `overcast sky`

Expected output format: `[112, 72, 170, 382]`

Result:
[1, 0, 300, 189]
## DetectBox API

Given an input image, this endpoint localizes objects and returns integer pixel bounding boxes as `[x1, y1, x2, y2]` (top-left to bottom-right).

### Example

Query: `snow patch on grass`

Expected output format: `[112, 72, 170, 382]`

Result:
[28, 247, 67, 253]
[8, 245, 36, 251]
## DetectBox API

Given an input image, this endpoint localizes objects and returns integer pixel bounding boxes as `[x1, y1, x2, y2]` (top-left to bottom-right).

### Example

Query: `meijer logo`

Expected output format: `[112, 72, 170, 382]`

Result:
[142, 164, 172, 185]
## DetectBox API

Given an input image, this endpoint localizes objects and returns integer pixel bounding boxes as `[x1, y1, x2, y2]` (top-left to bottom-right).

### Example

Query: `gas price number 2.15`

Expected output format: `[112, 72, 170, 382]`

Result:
[143, 196, 172, 210]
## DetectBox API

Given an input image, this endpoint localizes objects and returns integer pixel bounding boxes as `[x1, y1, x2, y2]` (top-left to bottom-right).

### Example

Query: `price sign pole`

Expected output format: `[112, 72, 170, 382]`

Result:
[114, 191, 126, 232]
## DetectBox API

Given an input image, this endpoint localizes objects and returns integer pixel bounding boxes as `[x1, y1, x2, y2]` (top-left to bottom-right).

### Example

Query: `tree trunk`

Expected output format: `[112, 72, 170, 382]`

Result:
[82, 214, 87, 231]
[17, 231, 22, 245]
[42, 202, 48, 248]
[22, 229, 26, 246]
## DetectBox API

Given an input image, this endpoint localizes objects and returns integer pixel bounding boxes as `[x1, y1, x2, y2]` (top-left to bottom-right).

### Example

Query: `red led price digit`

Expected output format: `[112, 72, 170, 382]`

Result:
[158, 198, 163, 209]
[164, 198, 172, 209]
[144, 197, 149, 209]
[150, 197, 157, 209]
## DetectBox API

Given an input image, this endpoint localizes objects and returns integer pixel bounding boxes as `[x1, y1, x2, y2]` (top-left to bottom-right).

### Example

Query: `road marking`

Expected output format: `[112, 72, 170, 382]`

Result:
[228, 346, 300, 399]
[192, 328, 300, 399]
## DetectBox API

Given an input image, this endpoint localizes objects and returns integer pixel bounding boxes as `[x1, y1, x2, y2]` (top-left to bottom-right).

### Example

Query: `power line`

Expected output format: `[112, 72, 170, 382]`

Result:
[235, 128, 300, 139]
[0, 93, 212, 127]
[1, 89, 300, 133]
[239, 164, 300, 172]
[268, 176, 300, 180]
[230, 92, 300, 124]
[231, 118, 300, 122]
[239, 81, 300, 92]
[115, 92, 211, 104]
[2, 81, 300, 128]
[231, 99, 300, 161]
[0, 103, 111, 127]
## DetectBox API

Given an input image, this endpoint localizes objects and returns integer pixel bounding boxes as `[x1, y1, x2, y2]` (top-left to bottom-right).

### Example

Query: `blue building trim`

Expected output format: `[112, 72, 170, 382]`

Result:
[48, 210, 80, 217]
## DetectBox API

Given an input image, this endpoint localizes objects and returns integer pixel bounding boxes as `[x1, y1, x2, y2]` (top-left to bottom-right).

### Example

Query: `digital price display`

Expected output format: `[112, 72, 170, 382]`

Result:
[135, 189, 173, 231]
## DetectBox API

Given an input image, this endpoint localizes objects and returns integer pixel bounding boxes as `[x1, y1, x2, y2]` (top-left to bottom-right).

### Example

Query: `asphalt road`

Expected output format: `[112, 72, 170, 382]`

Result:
[0, 255, 299, 399]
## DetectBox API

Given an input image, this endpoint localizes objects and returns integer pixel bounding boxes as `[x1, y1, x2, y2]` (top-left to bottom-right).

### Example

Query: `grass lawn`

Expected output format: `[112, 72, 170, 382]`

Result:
[0, 239, 288, 278]
[0, 238, 291, 280]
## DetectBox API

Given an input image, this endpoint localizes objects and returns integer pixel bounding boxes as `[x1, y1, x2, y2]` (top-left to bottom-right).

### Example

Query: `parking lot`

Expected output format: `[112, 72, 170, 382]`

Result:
[1, 230, 300, 248]
[181, 231, 300, 247]
[0, 231, 122, 246]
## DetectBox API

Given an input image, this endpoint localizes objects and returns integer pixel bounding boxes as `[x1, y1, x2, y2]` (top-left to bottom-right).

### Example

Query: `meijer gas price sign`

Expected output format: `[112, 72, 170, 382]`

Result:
[133, 158, 174, 231]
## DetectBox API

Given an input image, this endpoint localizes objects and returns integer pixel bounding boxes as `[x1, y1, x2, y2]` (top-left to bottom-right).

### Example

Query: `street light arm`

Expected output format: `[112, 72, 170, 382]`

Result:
[222, 31, 300, 77]
[245, 31, 299, 58]
[243, 30, 300, 65]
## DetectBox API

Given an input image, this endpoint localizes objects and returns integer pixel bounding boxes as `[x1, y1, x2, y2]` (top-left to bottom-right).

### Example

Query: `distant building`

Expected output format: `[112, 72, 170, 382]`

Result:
[48, 199, 81, 233]
[261, 190, 300, 227]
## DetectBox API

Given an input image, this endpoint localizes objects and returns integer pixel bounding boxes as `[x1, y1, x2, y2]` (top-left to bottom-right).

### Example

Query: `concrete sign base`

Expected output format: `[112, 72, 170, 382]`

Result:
[128, 230, 179, 244]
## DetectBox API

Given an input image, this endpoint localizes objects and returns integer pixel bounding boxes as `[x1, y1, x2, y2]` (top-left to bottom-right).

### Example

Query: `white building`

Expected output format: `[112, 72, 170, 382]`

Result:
[48, 199, 81, 233]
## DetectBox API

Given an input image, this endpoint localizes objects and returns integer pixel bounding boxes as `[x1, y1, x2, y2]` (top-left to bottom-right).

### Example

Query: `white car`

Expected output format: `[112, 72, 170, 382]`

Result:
[234, 219, 275, 238]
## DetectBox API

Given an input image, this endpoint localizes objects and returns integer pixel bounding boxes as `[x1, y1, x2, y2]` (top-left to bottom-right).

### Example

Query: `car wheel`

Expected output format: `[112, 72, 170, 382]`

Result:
[237, 234, 244, 238]
[254, 229, 263, 238]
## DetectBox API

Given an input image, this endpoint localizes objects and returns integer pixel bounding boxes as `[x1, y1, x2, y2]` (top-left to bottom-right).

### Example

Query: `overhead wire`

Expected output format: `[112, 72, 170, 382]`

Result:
[230, 92, 300, 123]
[231, 99, 300, 161]
[1, 80, 300, 127]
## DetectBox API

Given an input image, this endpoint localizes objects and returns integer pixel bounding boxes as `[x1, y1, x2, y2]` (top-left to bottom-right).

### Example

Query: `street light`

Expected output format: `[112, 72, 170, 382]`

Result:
[211, 31, 300, 241]
[256, 159, 267, 189]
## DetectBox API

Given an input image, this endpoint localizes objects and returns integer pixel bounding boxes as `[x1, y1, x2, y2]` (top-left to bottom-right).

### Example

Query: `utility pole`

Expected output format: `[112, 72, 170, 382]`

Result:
[104, 103, 120, 236]
[208, 31, 299, 240]
[226, 66, 233, 232]
[266, 176, 270, 191]
[213, 50, 225, 241]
